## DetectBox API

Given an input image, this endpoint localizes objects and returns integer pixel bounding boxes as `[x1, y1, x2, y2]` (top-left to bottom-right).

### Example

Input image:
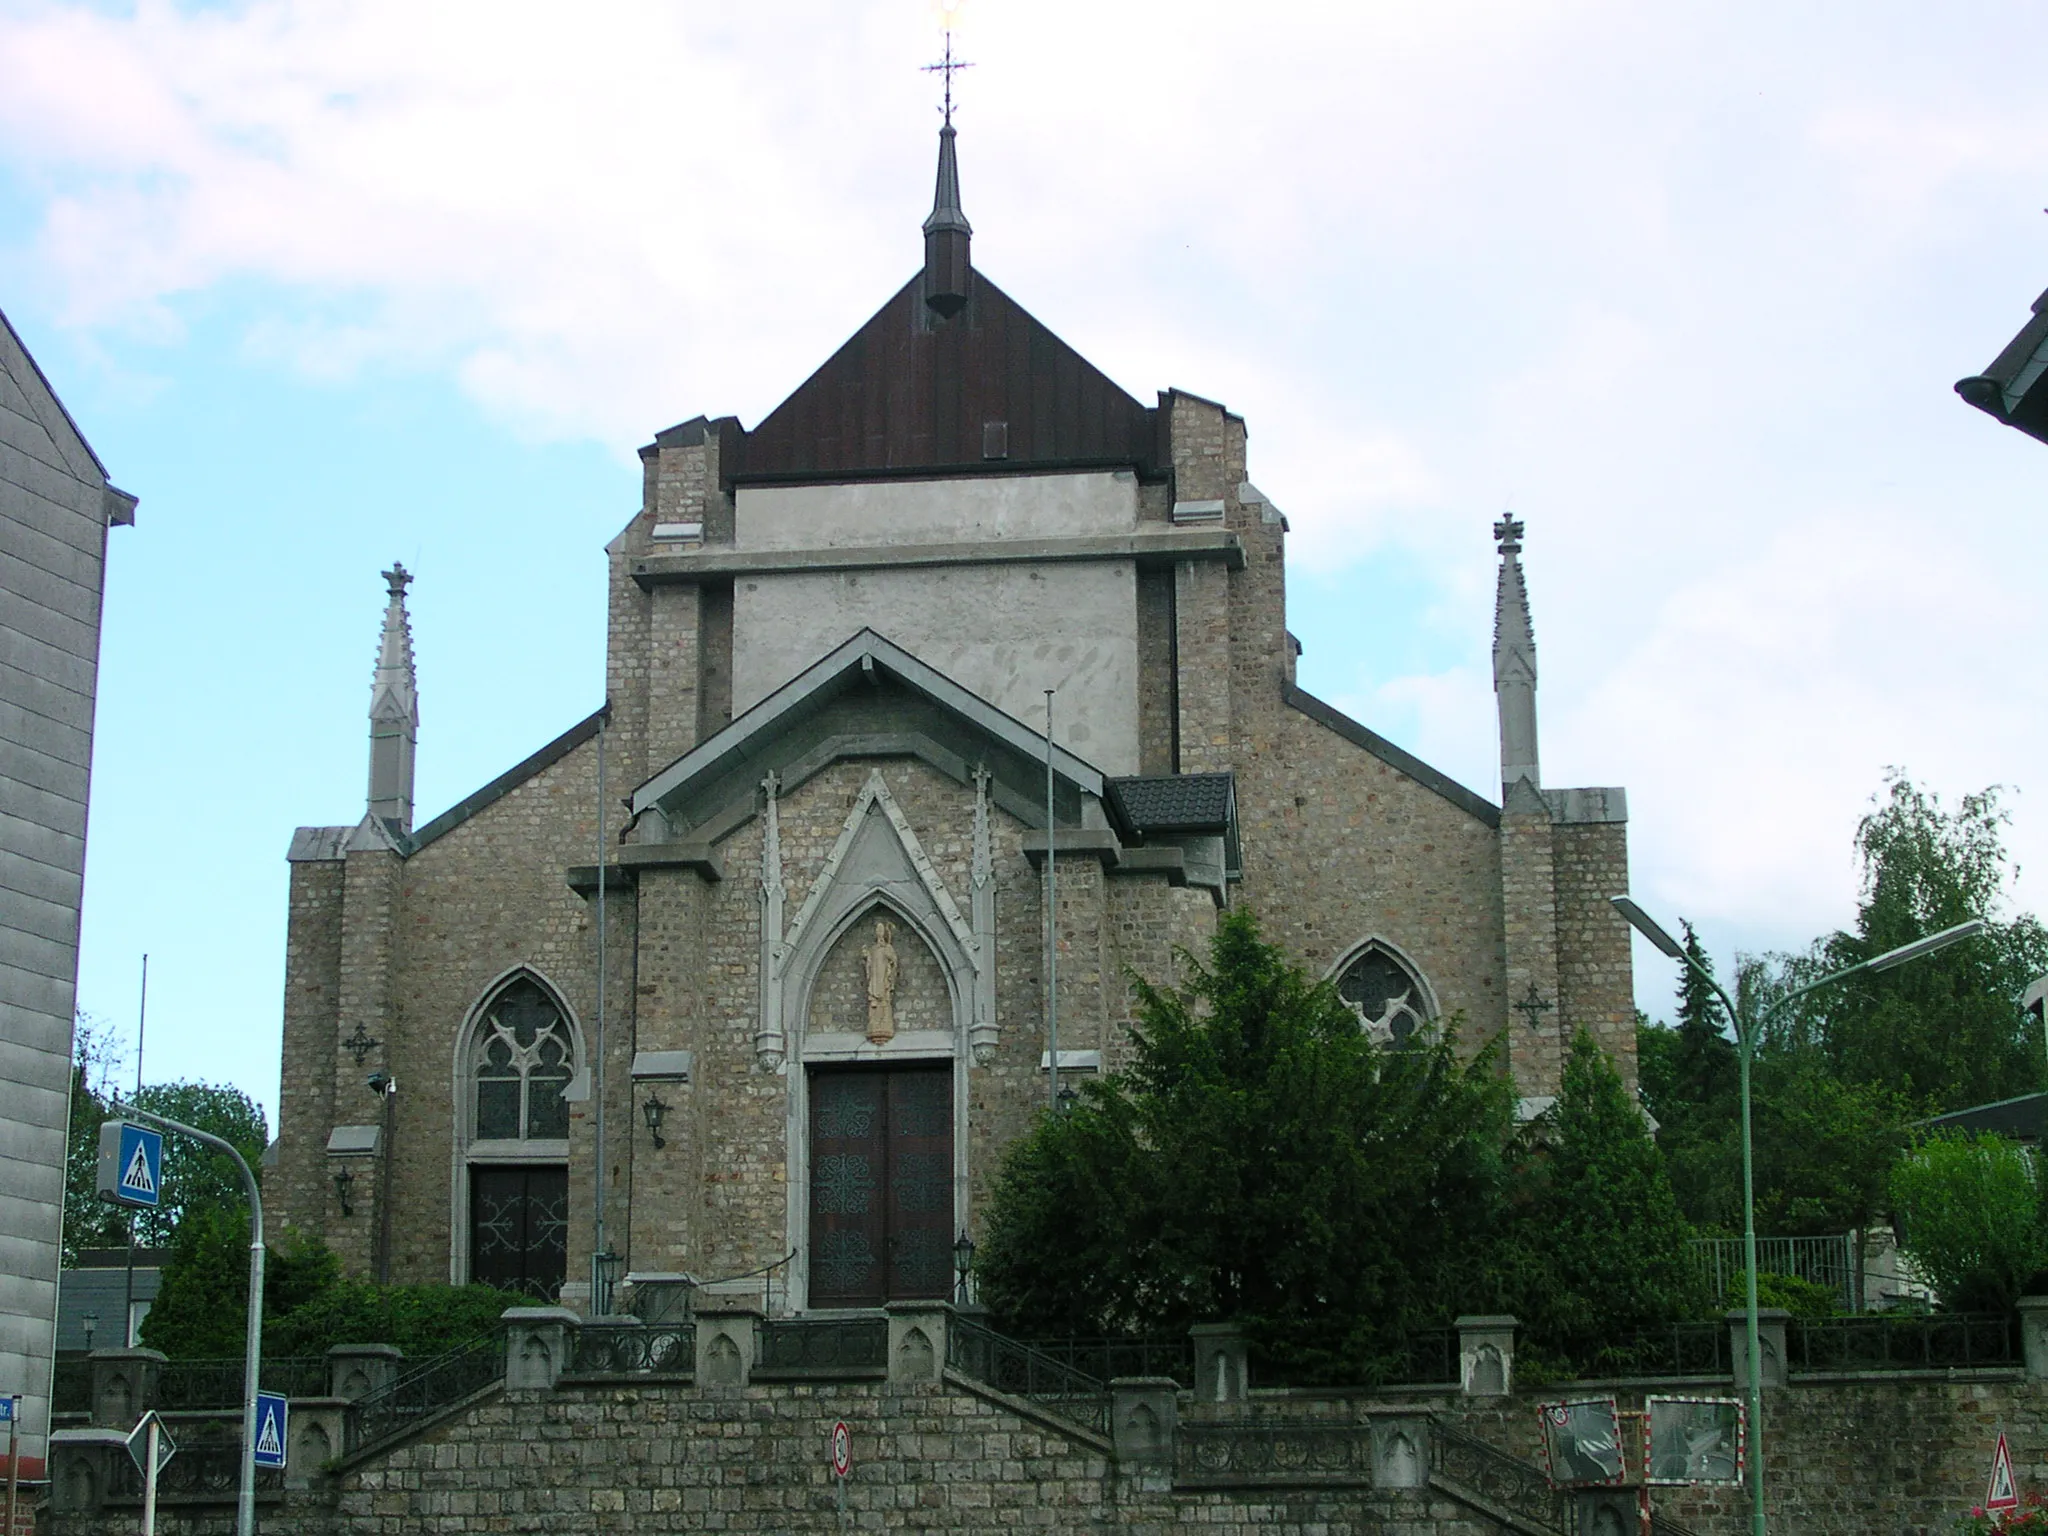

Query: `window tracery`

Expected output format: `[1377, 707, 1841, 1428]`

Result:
[1335, 945, 1433, 1048]
[471, 977, 574, 1141]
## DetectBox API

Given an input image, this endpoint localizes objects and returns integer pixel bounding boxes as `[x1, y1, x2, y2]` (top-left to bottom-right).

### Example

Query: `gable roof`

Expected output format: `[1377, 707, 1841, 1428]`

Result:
[728, 269, 1166, 486]
[629, 629, 1108, 841]
[1957, 284, 2048, 446]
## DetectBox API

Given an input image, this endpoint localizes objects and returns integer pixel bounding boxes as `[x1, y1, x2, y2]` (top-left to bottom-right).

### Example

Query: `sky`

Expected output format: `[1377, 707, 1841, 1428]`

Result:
[5, 0, 2048, 1130]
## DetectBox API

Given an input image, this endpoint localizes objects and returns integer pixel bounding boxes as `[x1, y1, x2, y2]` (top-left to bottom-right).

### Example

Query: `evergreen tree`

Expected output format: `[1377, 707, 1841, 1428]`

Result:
[976, 907, 1515, 1382]
[1507, 1031, 1700, 1370]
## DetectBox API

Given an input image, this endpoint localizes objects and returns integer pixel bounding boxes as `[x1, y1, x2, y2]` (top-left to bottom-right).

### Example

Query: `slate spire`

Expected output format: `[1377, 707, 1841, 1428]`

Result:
[366, 562, 418, 834]
[921, 41, 973, 319]
[1492, 515, 1540, 796]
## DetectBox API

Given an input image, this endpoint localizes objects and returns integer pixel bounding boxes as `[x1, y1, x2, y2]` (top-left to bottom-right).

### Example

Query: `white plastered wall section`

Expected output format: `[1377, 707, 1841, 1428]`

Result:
[730, 472, 1144, 776]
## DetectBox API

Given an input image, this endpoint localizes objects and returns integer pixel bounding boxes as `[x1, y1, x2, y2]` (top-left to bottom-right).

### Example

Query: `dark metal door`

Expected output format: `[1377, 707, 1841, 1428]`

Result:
[808, 1065, 952, 1307]
[469, 1165, 568, 1298]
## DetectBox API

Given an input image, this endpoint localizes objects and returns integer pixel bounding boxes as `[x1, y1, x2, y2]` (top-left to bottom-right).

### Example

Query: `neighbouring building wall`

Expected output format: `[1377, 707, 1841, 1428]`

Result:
[0, 309, 133, 1480]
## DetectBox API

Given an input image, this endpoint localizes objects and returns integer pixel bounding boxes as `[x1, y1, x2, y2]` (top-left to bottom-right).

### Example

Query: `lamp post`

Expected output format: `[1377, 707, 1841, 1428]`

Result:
[1611, 897, 1983, 1536]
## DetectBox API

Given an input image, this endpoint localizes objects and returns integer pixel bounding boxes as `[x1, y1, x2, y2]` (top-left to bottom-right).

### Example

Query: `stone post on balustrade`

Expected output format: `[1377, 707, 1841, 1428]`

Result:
[885, 1300, 952, 1384]
[2019, 1296, 2048, 1380]
[1456, 1315, 1517, 1398]
[1728, 1308, 1790, 1391]
[88, 1347, 164, 1429]
[1111, 1376, 1179, 1483]
[325, 1342, 403, 1401]
[285, 1396, 350, 1488]
[693, 1297, 762, 1388]
[1189, 1323, 1248, 1405]
[502, 1307, 581, 1391]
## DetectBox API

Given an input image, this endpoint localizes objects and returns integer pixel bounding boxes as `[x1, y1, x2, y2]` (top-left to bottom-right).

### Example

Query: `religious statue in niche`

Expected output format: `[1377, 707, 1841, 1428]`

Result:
[863, 917, 900, 1044]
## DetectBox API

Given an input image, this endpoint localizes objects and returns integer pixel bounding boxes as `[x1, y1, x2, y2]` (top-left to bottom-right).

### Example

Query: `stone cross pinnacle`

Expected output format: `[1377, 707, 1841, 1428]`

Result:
[1492, 516, 1540, 796]
[367, 561, 419, 834]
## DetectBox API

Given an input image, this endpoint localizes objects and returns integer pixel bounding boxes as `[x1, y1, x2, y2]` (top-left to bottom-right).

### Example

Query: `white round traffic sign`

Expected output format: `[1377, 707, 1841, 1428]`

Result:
[830, 1420, 851, 1478]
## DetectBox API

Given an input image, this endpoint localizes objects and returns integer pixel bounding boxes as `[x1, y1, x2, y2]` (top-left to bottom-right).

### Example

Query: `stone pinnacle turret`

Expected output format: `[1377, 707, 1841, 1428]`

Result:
[366, 562, 418, 834]
[1492, 515, 1540, 796]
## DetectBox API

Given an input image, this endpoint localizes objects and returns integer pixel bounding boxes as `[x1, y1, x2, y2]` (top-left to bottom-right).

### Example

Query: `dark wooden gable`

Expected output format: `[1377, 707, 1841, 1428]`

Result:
[734, 270, 1164, 484]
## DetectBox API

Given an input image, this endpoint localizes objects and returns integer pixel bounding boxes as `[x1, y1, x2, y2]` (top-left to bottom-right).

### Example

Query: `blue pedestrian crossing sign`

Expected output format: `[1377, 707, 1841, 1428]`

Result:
[253, 1392, 288, 1469]
[95, 1121, 163, 1209]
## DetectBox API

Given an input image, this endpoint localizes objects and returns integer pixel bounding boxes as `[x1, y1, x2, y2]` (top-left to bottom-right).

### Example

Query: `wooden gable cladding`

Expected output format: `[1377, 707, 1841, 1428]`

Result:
[733, 270, 1164, 485]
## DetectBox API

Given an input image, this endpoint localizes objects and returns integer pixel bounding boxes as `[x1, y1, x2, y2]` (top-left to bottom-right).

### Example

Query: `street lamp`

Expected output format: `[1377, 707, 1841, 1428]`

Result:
[1611, 897, 1983, 1536]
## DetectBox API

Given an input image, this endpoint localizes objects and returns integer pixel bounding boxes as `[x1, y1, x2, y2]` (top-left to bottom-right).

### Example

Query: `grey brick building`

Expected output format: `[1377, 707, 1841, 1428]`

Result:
[0, 309, 134, 1478]
[270, 123, 1635, 1311]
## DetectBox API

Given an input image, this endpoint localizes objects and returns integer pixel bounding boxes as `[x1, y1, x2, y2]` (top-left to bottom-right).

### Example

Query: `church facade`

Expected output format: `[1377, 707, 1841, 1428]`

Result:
[268, 123, 1635, 1313]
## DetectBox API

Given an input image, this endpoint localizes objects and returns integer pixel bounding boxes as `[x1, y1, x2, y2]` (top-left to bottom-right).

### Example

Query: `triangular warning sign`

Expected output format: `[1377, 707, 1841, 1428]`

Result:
[1988, 1432, 2019, 1511]
[255, 1404, 283, 1460]
[121, 1143, 155, 1196]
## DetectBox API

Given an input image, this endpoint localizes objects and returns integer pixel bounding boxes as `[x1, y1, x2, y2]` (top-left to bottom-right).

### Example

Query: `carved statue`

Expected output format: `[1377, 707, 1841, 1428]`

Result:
[863, 917, 900, 1044]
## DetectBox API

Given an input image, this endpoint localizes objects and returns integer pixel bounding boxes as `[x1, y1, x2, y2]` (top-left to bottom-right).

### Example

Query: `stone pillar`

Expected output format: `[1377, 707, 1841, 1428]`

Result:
[286, 1397, 349, 1488]
[88, 1347, 163, 1429]
[694, 1301, 762, 1388]
[1456, 1315, 1518, 1397]
[334, 840, 403, 1280]
[46, 1429, 128, 1514]
[325, 1342, 403, 1401]
[2020, 1296, 2048, 1379]
[885, 1301, 951, 1384]
[1189, 1323, 1248, 1404]
[1729, 1308, 1790, 1391]
[1499, 782, 1564, 1099]
[502, 1307, 581, 1391]
[1111, 1378, 1179, 1468]
[1372, 1418, 1430, 1488]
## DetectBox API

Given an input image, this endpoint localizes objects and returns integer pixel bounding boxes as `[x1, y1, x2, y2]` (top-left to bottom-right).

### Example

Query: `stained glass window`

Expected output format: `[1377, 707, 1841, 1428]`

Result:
[471, 978, 575, 1142]
[1335, 945, 1432, 1048]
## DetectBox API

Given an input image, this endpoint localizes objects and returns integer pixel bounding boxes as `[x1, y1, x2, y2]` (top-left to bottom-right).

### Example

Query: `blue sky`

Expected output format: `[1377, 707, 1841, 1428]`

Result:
[6, 0, 2048, 1127]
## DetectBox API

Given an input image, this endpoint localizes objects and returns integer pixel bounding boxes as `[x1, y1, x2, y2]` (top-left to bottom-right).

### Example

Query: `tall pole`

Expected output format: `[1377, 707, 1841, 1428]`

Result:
[1611, 899, 1983, 1536]
[125, 953, 147, 1341]
[592, 705, 609, 1311]
[6, 1394, 19, 1536]
[1044, 691, 1058, 1112]
[112, 1099, 264, 1536]
[140, 1415, 158, 1536]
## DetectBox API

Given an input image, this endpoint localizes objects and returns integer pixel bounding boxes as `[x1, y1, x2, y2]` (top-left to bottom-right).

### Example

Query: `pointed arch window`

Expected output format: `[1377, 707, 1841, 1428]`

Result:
[1334, 944, 1433, 1048]
[472, 978, 574, 1141]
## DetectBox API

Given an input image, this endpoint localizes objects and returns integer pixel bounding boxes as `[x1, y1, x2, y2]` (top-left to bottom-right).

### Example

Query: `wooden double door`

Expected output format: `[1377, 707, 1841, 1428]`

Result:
[808, 1064, 954, 1307]
[469, 1165, 568, 1299]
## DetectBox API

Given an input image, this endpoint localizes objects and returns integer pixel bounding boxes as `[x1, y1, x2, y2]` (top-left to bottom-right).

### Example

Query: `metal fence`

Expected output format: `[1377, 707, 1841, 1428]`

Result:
[754, 1316, 889, 1377]
[344, 1332, 506, 1458]
[1431, 1419, 1572, 1534]
[155, 1357, 328, 1410]
[947, 1313, 1111, 1438]
[102, 1417, 286, 1505]
[1787, 1312, 2017, 1372]
[1579, 1322, 1732, 1380]
[1690, 1234, 1856, 1312]
[1017, 1335, 1195, 1387]
[570, 1322, 696, 1376]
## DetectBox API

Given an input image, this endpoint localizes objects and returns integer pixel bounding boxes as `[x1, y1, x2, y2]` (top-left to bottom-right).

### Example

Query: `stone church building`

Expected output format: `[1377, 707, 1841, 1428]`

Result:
[268, 120, 1635, 1314]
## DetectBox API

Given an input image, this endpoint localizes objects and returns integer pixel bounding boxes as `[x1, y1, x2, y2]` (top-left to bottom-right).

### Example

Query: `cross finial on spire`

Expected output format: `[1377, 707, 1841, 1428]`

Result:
[382, 561, 412, 600]
[922, 33, 973, 127]
[1493, 514, 1524, 556]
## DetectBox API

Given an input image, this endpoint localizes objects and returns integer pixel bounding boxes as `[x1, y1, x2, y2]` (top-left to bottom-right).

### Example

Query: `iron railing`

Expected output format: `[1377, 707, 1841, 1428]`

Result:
[1430, 1419, 1571, 1535]
[1579, 1323, 1731, 1379]
[754, 1316, 889, 1377]
[569, 1322, 696, 1376]
[946, 1314, 1111, 1438]
[1690, 1233, 1855, 1312]
[344, 1332, 505, 1458]
[1018, 1335, 1195, 1387]
[1175, 1419, 1375, 1487]
[1386, 1328, 1459, 1386]
[1787, 1312, 2017, 1372]
[50, 1358, 91, 1417]
[103, 1418, 286, 1505]
[155, 1357, 329, 1409]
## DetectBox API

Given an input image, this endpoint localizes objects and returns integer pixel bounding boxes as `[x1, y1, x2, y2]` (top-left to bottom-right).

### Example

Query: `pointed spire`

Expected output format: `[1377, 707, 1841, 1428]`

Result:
[920, 34, 974, 318]
[1492, 515, 1541, 796]
[367, 562, 418, 834]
